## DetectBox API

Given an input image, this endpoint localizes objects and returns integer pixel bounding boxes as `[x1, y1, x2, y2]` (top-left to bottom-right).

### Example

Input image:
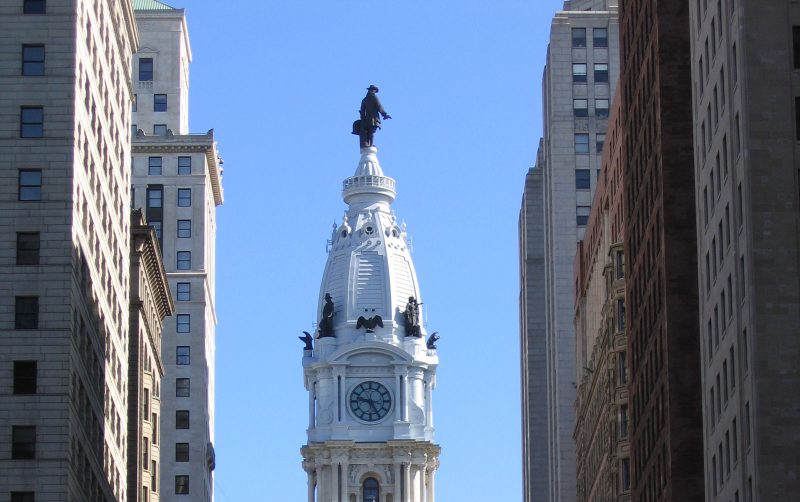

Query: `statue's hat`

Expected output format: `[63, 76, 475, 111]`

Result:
[367, 85, 379, 92]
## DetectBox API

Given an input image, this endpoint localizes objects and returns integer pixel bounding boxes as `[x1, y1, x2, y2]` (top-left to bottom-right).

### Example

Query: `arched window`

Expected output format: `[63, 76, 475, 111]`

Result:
[363, 477, 379, 502]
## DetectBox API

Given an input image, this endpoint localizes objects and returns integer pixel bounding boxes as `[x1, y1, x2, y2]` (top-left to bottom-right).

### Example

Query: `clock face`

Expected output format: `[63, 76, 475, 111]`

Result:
[349, 381, 392, 422]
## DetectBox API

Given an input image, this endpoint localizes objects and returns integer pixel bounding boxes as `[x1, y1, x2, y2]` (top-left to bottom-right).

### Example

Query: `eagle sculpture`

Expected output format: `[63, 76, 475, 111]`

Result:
[426, 332, 440, 350]
[356, 315, 384, 333]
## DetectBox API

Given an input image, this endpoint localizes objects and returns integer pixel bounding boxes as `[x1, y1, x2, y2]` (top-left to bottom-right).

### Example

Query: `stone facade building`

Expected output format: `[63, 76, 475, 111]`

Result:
[572, 91, 630, 502]
[0, 0, 138, 500]
[618, 1, 704, 500]
[689, 1, 800, 500]
[130, 1, 224, 500]
[521, 1, 619, 500]
[128, 210, 175, 502]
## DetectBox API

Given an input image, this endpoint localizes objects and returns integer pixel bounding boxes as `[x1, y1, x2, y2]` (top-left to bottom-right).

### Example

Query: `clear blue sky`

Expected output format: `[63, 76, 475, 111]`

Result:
[182, 1, 564, 500]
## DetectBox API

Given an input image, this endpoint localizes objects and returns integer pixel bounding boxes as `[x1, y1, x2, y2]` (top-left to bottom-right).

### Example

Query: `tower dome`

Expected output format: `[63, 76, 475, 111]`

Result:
[317, 146, 425, 346]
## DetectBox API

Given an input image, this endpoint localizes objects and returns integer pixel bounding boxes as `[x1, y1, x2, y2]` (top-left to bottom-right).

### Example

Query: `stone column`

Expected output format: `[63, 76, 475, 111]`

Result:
[309, 380, 316, 430]
[403, 463, 411, 502]
[425, 379, 433, 427]
[307, 468, 315, 502]
[393, 462, 402, 501]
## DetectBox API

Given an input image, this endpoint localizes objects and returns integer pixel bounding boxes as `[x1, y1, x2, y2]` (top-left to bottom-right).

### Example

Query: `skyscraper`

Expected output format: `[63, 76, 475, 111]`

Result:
[130, 1, 224, 499]
[0, 0, 138, 499]
[301, 145, 440, 502]
[521, 1, 619, 500]
[619, 1, 704, 500]
[689, 1, 800, 499]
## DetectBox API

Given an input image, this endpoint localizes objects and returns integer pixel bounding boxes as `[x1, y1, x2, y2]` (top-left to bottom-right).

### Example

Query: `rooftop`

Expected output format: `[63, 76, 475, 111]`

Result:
[132, 0, 177, 11]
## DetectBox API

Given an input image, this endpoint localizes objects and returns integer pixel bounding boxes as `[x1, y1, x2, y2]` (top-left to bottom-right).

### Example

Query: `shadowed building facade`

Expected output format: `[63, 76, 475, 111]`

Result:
[619, 1, 704, 501]
[689, 1, 800, 499]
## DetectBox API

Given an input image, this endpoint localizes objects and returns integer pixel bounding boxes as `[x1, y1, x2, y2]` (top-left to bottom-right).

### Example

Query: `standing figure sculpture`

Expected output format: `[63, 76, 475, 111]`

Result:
[318, 293, 335, 338]
[352, 85, 391, 148]
[403, 296, 422, 337]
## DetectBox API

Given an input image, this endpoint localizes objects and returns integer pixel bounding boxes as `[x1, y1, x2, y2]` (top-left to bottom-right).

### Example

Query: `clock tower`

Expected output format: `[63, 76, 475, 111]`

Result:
[301, 145, 440, 502]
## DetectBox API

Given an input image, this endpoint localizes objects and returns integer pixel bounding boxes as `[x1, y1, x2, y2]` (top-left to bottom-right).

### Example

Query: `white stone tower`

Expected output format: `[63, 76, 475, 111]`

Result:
[302, 146, 440, 502]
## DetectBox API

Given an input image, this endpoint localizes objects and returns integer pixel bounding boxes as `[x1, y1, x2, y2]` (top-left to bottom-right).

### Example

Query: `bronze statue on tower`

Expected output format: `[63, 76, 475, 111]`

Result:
[352, 85, 391, 148]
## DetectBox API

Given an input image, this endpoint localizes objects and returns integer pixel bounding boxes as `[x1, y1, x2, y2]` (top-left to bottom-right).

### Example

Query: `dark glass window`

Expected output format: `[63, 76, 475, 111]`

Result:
[22, 45, 45, 76]
[177, 251, 191, 270]
[12, 426, 36, 459]
[175, 443, 190, 462]
[148, 157, 162, 175]
[20, 107, 43, 138]
[16, 232, 40, 265]
[593, 27, 608, 47]
[153, 124, 167, 135]
[176, 410, 190, 428]
[23, 0, 45, 14]
[18, 170, 41, 201]
[178, 156, 192, 175]
[595, 99, 609, 118]
[363, 477, 379, 502]
[176, 346, 190, 365]
[147, 188, 162, 208]
[15, 296, 39, 329]
[13, 361, 37, 394]
[573, 99, 588, 117]
[176, 314, 190, 333]
[176, 379, 190, 398]
[794, 26, 800, 69]
[154, 94, 167, 112]
[139, 58, 153, 81]
[574, 134, 589, 154]
[576, 206, 590, 226]
[596, 133, 606, 153]
[10, 492, 35, 502]
[175, 475, 189, 495]
[572, 63, 587, 83]
[177, 219, 191, 238]
[177, 188, 191, 207]
[177, 282, 191, 301]
[575, 169, 590, 190]
[594, 63, 609, 83]
[572, 28, 586, 47]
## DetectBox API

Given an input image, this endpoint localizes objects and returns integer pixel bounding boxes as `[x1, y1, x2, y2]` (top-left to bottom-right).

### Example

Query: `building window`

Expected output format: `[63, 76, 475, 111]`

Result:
[176, 443, 190, 462]
[620, 458, 630, 491]
[363, 477, 379, 502]
[617, 351, 627, 384]
[10, 493, 35, 502]
[154, 94, 167, 112]
[795, 98, 800, 141]
[574, 133, 589, 153]
[576, 206, 590, 226]
[22, 45, 45, 76]
[619, 404, 629, 437]
[20, 107, 43, 138]
[572, 63, 587, 83]
[176, 379, 190, 398]
[176, 410, 190, 428]
[13, 361, 37, 394]
[573, 99, 588, 117]
[176, 346, 190, 365]
[595, 99, 609, 118]
[177, 219, 191, 238]
[151, 221, 163, 242]
[15, 296, 38, 330]
[732, 43, 738, 84]
[594, 63, 609, 83]
[132, 124, 138, 137]
[148, 157, 163, 175]
[572, 28, 586, 47]
[593, 27, 608, 47]
[177, 282, 191, 301]
[177, 251, 191, 270]
[178, 156, 192, 175]
[11, 426, 36, 459]
[16, 232, 40, 265]
[793, 27, 800, 69]
[177, 188, 191, 207]
[175, 475, 189, 495]
[575, 169, 590, 190]
[147, 187, 162, 208]
[153, 124, 167, 135]
[23, 0, 45, 13]
[614, 250, 624, 279]
[139, 58, 153, 81]
[616, 298, 625, 331]
[176, 314, 190, 333]
[596, 133, 606, 153]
